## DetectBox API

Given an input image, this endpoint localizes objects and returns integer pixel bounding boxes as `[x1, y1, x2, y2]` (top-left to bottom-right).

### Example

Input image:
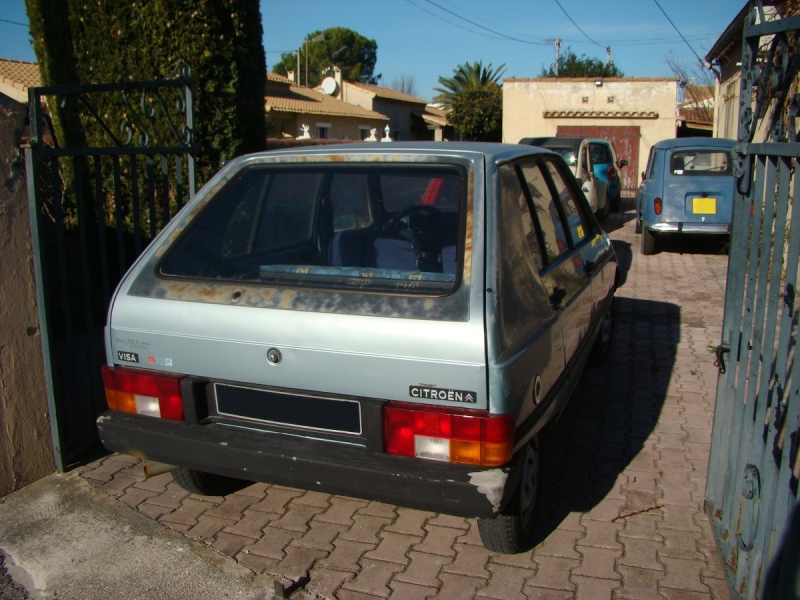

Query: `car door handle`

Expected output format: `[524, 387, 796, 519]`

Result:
[550, 287, 567, 310]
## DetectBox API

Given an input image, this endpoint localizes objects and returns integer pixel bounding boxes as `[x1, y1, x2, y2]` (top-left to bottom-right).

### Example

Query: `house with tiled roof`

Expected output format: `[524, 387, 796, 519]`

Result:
[315, 67, 453, 141]
[0, 58, 41, 103]
[265, 71, 388, 141]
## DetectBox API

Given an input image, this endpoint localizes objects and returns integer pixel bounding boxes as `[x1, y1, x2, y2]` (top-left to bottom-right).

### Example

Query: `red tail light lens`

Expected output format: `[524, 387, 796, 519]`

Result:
[101, 365, 185, 421]
[383, 402, 514, 466]
[654, 197, 662, 216]
[607, 165, 618, 180]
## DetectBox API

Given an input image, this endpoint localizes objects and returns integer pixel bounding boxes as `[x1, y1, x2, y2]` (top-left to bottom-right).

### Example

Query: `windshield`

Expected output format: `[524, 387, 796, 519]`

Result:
[159, 163, 466, 295]
[670, 150, 732, 176]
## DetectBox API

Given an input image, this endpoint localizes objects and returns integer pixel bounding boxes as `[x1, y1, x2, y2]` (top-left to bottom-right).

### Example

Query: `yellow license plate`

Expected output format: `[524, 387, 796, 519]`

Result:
[692, 197, 717, 214]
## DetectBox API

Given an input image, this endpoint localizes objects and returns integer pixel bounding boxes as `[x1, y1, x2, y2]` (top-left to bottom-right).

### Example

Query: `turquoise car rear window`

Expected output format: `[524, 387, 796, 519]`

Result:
[671, 151, 732, 176]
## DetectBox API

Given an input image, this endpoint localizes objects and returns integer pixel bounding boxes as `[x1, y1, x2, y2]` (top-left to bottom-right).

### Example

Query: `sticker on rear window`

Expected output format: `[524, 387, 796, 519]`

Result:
[410, 386, 477, 403]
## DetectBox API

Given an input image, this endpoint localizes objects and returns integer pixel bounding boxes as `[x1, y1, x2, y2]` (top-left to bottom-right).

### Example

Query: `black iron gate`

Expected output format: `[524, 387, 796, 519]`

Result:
[705, 4, 800, 598]
[26, 68, 196, 470]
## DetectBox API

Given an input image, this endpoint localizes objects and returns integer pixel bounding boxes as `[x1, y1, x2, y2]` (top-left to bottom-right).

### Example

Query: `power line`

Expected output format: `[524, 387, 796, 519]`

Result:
[0, 18, 28, 27]
[552, 0, 603, 48]
[651, 0, 707, 66]
[410, 0, 549, 45]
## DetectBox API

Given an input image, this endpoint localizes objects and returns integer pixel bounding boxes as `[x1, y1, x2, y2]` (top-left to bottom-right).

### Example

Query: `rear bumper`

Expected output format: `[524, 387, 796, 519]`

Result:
[647, 222, 730, 235]
[96, 410, 510, 518]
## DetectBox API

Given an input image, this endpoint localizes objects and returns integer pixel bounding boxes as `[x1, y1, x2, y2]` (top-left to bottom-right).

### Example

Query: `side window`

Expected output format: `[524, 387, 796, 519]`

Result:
[544, 160, 590, 246]
[519, 161, 569, 264]
[498, 164, 543, 271]
[645, 147, 657, 178]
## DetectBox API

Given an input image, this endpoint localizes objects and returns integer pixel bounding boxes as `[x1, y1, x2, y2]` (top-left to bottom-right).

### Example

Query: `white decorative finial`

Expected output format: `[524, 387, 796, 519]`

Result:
[297, 124, 311, 139]
[366, 128, 378, 142]
[381, 124, 393, 142]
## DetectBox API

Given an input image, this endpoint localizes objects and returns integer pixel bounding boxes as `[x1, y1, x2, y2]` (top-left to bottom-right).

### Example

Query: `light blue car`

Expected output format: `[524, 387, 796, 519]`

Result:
[635, 137, 737, 255]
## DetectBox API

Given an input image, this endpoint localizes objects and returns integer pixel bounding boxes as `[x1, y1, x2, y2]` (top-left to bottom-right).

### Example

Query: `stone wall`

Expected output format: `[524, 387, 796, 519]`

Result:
[0, 93, 54, 496]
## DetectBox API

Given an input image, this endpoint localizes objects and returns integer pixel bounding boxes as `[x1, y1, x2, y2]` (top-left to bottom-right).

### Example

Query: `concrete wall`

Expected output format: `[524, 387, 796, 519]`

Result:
[0, 93, 55, 496]
[503, 77, 679, 184]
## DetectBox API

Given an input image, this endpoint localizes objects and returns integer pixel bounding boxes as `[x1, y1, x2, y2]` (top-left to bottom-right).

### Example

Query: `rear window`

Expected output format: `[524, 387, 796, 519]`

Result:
[670, 150, 731, 176]
[158, 163, 466, 295]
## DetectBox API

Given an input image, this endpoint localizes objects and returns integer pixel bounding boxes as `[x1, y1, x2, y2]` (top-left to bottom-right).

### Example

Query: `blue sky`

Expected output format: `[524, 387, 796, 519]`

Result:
[1, 0, 744, 101]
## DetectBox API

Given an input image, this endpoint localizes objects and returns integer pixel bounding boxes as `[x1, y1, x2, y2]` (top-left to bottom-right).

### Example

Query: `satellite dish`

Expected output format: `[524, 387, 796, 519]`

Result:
[321, 77, 339, 95]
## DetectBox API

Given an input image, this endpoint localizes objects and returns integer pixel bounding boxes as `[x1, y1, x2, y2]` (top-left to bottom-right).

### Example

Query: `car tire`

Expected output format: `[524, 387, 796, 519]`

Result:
[596, 202, 609, 222]
[640, 227, 658, 255]
[609, 194, 620, 213]
[477, 439, 539, 554]
[171, 468, 248, 496]
[588, 299, 614, 366]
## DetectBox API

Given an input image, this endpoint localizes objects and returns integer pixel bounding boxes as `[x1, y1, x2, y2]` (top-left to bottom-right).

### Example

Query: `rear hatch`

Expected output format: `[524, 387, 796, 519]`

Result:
[663, 147, 735, 226]
[106, 151, 489, 444]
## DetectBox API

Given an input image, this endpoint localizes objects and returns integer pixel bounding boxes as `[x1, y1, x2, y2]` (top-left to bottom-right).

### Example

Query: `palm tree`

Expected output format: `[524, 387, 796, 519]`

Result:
[433, 61, 506, 110]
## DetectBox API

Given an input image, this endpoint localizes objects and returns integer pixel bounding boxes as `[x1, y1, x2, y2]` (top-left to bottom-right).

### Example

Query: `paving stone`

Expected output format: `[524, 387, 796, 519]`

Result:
[393, 550, 452, 587]
[358, 500, 397, 519]
[440, 542, 491, 578]
[427, 513, 470, 530]
[573, 545, 622, 580]
[240, 525, 303, 560]
[614, 564, 663, 599]
[363, 531, 419, 565]
[268, 545, 327, 581]
[204, 493, 259, 521]
[659, 556, 711, 593]
[248, 487, 306, 514]
[616, 535, 665, 571]
[118, 485, 160, 509]
[306, 567, 354, 599]
[185, 514, 236, 542]
[141, 482, 191, 509]
[526, 555, 579, 592]
[389, 581, 438, 599]
[235, 550, 279, 575]
[572, 574, 621, 599]
[413, 524, 461, 557]
[158, 497, 214, 527]
[432, 572, 487, 598]
[269, 502, 325, 533]
[314, 496, 370, 526]
[317, 538, 374, 572]
[290, 490, 331, 508]
[137, 502, 173, 520]
[100, 472, 141, 497]
[476, 563, 531, 600]
[292, 519, 345, 553]
[132, 472, 172, 492]
[384, 507, 430, 537]
[533, 527, 584, 559]
[339, 558, 403, 597]
[210, 531, 254, 558]
[338, 512, 394, 544]
[222, 509, 275, 539]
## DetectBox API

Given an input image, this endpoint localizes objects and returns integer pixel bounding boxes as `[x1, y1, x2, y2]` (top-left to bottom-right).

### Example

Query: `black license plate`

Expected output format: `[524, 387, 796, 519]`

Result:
[215, 384, 361, 435]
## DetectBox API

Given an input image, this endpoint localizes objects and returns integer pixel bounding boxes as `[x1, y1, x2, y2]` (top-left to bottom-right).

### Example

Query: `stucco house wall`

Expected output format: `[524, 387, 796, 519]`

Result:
[503, 77, 679, 189]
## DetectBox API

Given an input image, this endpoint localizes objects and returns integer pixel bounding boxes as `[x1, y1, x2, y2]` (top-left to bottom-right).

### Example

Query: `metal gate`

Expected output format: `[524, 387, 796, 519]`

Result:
[705, 4, 800, 598]
[25, 68, 196, 470]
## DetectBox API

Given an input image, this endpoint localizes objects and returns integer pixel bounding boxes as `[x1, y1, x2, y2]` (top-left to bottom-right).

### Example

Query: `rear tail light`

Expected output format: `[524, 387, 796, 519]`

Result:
[654, 197, 663, 215]
[606, 165, 618, 180]
[383, 402, 514, 466]
[101, 365, 185, 421]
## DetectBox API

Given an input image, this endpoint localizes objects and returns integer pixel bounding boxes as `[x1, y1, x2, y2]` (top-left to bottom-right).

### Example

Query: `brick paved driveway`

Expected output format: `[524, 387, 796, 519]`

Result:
[78, 198, 733, 599]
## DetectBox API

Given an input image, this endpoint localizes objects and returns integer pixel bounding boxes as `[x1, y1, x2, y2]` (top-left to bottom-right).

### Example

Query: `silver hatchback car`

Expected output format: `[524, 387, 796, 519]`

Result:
[98, 142, 618, 553]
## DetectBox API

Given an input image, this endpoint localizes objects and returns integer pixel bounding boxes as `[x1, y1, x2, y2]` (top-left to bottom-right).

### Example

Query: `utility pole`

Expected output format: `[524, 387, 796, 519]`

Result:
[544, 36, 562, 75]
[606, 46, 612, 66]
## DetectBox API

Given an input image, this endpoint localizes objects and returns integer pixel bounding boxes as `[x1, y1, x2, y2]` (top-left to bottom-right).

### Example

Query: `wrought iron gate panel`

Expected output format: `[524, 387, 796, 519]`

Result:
[705, 4, 800, 598]
[26, 71, 195, 470]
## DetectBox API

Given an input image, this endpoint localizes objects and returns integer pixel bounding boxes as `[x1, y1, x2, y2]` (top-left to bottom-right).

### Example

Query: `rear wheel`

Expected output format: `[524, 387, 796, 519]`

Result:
[640, 227, 658, 255]
[477, 439, 539, 554]
[171, 468, 248, 496]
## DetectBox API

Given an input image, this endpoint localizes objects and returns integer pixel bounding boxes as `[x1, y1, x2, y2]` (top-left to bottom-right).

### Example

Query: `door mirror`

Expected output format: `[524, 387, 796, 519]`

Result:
[619, 159, 629, 168]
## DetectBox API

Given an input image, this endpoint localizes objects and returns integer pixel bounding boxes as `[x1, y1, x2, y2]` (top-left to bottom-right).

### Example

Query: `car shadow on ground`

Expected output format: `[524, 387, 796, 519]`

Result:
[531, 294, 680, 547]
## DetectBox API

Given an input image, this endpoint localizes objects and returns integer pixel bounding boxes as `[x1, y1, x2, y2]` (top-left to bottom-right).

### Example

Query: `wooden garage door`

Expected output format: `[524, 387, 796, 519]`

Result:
[557, 125, 640, 195]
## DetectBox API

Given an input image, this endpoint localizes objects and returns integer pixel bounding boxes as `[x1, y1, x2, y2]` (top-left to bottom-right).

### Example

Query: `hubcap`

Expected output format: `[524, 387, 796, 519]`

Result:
[519, 443, 539, 528]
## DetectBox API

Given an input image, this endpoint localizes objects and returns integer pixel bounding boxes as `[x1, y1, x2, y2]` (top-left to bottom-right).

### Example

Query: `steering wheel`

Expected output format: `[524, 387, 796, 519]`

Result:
[386, 205, 450, 251]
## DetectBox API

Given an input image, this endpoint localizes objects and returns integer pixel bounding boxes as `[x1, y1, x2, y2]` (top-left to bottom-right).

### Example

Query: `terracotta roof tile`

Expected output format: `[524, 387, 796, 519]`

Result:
[543, 109, 659, 119]
[346, 81, 427, 104]
[0, 59, 41, 91]
[266, 82, 387, 120]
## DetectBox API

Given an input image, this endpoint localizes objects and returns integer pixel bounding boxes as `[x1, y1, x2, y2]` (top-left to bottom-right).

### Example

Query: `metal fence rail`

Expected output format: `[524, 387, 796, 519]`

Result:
[26, 71, 195, 470]
[705, 4, 800, 598]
